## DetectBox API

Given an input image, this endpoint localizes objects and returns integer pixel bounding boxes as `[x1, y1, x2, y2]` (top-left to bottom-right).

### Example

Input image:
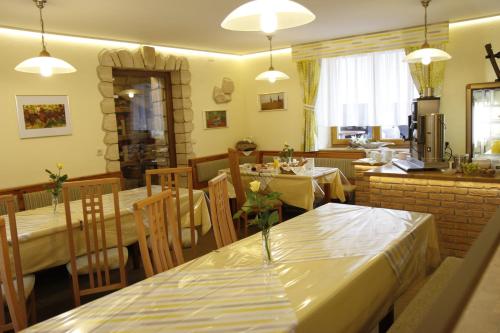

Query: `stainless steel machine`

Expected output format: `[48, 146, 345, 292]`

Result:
[393, 97, 448, 171]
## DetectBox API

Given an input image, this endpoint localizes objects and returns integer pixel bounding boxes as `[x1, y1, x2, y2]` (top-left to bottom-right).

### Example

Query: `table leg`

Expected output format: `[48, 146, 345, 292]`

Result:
[323, 183, 332, 205]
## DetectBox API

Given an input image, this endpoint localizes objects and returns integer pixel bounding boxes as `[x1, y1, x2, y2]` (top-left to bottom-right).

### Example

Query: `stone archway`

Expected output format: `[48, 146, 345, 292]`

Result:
[96, 46, 194, 173]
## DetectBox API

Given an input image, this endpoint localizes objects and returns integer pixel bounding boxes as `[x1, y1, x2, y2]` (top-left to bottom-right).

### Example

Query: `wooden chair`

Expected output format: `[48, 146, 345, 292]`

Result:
[133, 190, 184, 277]
[0, 195, 36, 332]
[208, 174, 238, 248]
[145, 168, 197, 252]
[62, 178, 128, 307]
[227, 148, 283, 235]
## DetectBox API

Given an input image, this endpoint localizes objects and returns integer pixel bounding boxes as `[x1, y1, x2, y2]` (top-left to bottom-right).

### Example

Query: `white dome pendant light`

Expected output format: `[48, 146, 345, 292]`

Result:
[404, 0, 451, 65]
[15, 0, 76, 77]
[255, 35, 289, 83]
[221, 0, 315, 34]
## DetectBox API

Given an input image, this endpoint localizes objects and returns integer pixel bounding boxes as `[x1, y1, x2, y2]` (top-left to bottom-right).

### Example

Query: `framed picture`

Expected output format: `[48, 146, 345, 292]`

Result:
[203, 110, 228, 129]
[258, 92, 287, 111]
[15, 95, 72, 138]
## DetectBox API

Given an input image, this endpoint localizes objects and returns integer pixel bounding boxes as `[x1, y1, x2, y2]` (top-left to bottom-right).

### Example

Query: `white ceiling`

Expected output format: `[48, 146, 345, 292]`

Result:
[1, 0, 500, 54]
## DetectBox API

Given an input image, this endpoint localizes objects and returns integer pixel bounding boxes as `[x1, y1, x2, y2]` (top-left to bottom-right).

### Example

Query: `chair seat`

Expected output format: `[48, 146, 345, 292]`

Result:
[66, 247, 129, 275]
[1, 275, 35, 299]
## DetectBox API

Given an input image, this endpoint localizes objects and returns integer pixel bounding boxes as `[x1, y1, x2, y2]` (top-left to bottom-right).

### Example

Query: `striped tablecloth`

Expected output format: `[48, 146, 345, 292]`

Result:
[24, 267, 297, 333]
[24, 204, 440, 333]
[2, 186, 211, 274]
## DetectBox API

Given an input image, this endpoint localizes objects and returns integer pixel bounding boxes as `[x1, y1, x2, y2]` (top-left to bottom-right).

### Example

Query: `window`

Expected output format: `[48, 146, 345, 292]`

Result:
[315, 48, 418, 148]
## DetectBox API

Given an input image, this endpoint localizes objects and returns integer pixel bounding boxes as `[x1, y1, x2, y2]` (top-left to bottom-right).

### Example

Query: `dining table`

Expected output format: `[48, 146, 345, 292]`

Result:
[220, 166, 348, 210]
[3, 185, 211, 275]
[23, 203, 441, 333]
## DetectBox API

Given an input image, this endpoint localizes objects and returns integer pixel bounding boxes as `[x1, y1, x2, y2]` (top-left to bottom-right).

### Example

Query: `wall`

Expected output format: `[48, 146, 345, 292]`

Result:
[0, 32, 246, 188]
[239, 18, 500, 155]
[1, 17, 499, 188]
[240, 51, 304, 151]
[441, 18, 500, 154]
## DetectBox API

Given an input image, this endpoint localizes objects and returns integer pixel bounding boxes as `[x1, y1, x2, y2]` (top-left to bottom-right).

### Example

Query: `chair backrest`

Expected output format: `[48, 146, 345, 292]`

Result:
[145, 167, 196, 251]
[227, 148, 246, 210]
[133, 190, 184, 277]
[208, 174, 238, 248]
[62, 178, 127, 307]
[0, 196, 27, 332]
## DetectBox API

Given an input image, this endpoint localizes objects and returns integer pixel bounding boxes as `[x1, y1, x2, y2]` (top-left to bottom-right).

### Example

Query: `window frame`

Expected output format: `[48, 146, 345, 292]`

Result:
[330, 126, 408, 146]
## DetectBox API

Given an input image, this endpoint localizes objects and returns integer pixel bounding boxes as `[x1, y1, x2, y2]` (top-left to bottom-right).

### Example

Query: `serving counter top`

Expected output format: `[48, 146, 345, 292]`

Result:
[365, 163, 500, 184]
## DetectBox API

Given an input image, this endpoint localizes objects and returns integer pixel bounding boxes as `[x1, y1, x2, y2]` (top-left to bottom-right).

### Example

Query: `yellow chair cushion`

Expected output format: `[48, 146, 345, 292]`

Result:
[1, 274, 35, 298]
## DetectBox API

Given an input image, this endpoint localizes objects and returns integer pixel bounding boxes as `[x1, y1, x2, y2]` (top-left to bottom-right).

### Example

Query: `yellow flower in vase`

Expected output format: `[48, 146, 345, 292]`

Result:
[249, 180, 261, 192]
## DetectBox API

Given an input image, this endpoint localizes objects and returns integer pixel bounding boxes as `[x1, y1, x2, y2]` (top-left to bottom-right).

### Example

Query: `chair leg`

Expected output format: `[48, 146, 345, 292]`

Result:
[277, 206, 283, 223]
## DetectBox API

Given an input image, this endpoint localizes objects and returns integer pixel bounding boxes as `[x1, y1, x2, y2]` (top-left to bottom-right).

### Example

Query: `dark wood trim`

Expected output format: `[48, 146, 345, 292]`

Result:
[164, 72, 177, 167]
[465, 82, 500, 157]
[0, 171, 123, 211]
[112, 68, 177, 167]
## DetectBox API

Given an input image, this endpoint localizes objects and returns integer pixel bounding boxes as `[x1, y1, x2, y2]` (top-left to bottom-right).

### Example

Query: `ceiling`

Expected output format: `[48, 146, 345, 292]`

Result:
[1, 0, 500, 54]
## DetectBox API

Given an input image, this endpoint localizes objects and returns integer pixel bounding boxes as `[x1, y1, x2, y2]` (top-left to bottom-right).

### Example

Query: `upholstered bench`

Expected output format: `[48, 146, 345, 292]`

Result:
[388, 256, 464, 333]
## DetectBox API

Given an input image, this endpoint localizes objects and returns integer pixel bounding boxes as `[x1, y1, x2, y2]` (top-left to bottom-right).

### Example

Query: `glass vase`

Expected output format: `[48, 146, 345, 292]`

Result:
[52, 195, 59, 215]
[261, 228, 272, 265]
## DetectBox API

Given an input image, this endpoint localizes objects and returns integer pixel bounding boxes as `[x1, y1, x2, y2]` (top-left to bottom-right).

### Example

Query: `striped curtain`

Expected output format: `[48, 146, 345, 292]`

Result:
[404, 43, 448, 97]
[297, 59, 321, 152]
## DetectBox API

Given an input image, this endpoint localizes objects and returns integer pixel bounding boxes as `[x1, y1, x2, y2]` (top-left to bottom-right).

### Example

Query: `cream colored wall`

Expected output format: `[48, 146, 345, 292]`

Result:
[0, 33, 246, 188]
[240, 52, 303, 151]
[240, 19, 500, 155]
[441, 19, 500, 154]
[2, 18, 499, 188]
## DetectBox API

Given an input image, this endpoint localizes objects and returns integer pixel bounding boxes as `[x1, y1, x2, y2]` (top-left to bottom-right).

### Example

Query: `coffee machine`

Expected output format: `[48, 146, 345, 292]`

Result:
[393, 96, 448, 171]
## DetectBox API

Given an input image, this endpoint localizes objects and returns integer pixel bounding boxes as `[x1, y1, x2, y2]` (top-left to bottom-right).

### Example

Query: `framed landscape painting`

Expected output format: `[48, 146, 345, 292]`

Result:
[16, 95, 72, 138]
[259, 92, 287, 111]
[204, 110, 228, 129]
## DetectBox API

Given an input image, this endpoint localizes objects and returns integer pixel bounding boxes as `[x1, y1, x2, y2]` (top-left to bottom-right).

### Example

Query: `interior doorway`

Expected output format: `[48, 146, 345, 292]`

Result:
[112, 69, 176, 189]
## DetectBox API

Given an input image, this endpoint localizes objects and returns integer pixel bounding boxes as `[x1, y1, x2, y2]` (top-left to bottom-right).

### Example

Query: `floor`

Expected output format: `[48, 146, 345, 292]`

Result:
[31, 203, 419, 328]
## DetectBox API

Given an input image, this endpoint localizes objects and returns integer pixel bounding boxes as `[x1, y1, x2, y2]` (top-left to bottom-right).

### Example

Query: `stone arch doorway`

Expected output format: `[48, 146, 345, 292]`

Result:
[96, 46, 194, 177]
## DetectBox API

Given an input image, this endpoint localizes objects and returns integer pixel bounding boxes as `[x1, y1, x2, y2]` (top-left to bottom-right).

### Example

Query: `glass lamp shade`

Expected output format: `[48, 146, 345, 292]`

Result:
[404, 47, 452, 65]
[221, 0, 315, 33]
[255, 69, 290, 83]
[15, 54, 76, 77]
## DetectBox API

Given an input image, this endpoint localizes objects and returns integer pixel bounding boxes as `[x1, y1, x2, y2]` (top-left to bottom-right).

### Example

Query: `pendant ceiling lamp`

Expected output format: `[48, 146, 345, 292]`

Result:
[404, 0, 451, 65]
[255, 35, 289, 83]
[15, 0, 76, 77]
[221, 0, 315, 34]
[119, 89, 143, 99]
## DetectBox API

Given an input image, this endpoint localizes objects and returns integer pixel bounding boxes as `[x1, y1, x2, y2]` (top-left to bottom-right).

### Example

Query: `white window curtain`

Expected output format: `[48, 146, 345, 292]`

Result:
[315, 49, 418, 148]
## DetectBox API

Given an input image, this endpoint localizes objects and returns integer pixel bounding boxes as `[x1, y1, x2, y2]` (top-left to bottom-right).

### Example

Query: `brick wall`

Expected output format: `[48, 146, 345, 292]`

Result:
[354, 165, 499, 257]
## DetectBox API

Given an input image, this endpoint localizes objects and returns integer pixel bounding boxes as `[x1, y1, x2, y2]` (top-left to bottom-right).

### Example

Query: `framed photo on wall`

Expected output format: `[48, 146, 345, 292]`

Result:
[203, 110, 228, 129]
[15, 95, 72, 138]
[258, 92, 287, 112]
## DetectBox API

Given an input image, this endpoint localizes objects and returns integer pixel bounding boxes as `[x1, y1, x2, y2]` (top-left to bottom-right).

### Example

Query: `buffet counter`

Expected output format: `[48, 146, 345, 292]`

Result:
[353, 160, 500, 257]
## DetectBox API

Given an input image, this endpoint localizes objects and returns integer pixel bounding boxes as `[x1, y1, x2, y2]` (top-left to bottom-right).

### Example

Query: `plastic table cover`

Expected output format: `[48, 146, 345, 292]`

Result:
[221, 167, 348, 210]
[2, 186, 211, 274]
[23, 203, 440, 333]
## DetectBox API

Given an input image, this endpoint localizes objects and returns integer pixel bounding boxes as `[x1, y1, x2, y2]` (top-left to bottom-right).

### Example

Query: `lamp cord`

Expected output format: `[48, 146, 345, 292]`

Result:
[268, 35, 274, 70]
[35, 0, 47, 52]
[421, 0, 430, 47]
